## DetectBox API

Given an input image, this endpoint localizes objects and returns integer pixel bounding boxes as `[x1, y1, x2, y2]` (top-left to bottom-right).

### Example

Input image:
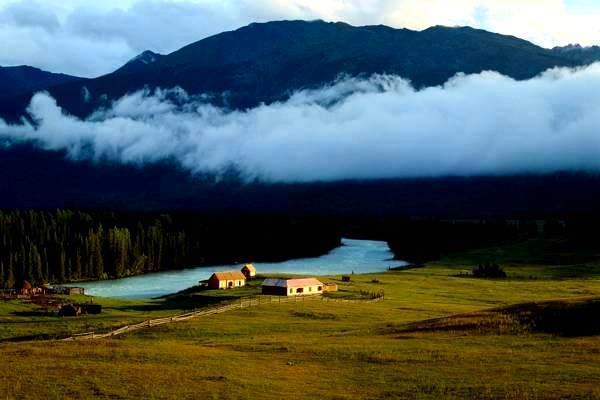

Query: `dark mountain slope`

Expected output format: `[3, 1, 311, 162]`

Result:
[2, 144, 600, 218]
[0, 21, 598, 214]
[551, 44, 600, 64]
[0, 20, 580, 120]
[0, 65, 80, 98]
[112, 50, 164, 75]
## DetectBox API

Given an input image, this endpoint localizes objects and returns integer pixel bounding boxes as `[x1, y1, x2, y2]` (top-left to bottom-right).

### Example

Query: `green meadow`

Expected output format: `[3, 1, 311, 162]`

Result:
[2, 238, 600, 399]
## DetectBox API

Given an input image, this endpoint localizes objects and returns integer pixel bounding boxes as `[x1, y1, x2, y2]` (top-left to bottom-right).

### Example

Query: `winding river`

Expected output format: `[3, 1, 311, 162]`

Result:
[76, 238, 404, 299]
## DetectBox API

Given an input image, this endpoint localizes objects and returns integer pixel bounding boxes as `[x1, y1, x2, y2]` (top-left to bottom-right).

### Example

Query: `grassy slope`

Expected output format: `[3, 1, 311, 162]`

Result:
[2, 239, 600, 399]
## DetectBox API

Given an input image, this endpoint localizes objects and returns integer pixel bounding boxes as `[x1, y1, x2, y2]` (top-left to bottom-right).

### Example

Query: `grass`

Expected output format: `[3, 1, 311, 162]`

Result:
[2, 238, 600, 398]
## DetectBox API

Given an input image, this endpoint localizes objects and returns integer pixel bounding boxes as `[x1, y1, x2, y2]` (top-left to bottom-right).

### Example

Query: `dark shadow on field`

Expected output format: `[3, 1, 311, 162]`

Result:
[0, 333, 56, 343]
[12, 311, 54, 317]
[385, 297, 600, 337]
[113, 294, 240, 312]
[501, 298, 600, 337]
[543, 264, 600, 279]
[442, 239, 600, 271]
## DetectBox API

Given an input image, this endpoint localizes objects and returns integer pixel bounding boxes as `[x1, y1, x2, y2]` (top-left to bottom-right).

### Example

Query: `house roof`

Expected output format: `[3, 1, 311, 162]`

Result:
[242, 264, 256, 273]
[211, 271, 246, 281]
[262, 278, 323, 288]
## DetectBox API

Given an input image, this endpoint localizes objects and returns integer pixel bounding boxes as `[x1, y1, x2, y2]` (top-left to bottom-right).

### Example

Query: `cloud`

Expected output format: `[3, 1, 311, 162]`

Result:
[0, 0, 599, 77]
[2, 64, 600, 182]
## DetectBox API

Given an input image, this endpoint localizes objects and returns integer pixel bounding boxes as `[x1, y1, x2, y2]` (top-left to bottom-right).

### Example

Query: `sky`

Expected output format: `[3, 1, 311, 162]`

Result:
[0, 0, 598, 77]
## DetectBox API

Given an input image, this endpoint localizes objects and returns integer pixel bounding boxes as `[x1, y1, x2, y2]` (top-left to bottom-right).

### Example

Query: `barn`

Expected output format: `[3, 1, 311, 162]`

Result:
[66, 287, 85, 296]
[18, 280, 32, 296]
[261, 278, 324, 296]
[208, 271, 247, 289]
[52, 286, 85, 296]
[241, 263, 257, 279]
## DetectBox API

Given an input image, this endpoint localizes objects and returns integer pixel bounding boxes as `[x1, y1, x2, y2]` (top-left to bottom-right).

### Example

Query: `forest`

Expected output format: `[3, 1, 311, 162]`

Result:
[0, 210, 341, 288]
[2, 208, 599, 289]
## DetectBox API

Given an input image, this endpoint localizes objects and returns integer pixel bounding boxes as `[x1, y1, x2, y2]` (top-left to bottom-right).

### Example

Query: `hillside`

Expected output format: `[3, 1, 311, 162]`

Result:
[0, 20, 586, 120]
[0, 65, 80, 98]
[552, 44, 600, 64]
[0, 21, 599, 213]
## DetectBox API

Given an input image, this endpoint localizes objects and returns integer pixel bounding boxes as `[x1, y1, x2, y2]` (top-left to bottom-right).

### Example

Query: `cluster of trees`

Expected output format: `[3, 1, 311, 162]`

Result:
[0, 210, 341, 288]
[472, 263, 507, 279]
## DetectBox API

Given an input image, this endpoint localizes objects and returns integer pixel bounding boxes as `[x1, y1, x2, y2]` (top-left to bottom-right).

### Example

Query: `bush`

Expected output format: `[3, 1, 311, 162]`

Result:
[359, 289, 385, 299]
[472, 263, 507, 279]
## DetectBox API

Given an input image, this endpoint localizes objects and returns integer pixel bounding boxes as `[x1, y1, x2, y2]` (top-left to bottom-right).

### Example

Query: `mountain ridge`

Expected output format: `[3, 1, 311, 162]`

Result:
[1, 20, 600, 213]
[2, 19, 597, 121]
[0, 65, 81, 98]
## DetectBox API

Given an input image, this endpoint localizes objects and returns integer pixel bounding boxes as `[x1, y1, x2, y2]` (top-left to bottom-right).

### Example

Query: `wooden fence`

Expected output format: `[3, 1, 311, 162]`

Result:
[60, 294, 384, 341]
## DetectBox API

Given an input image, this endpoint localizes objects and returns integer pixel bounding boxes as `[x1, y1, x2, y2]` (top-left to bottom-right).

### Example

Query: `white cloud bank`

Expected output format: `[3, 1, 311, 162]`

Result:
[2, 64, 600, 182]
[0, 0, 599, 77]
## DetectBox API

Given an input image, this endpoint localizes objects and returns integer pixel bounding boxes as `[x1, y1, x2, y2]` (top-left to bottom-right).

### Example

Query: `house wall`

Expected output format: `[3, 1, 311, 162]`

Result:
[213, 278, 246, 289]
[242, 268, 256, 276]
[241, 268, 256, 278]
[262, 286, 288, 296]
[288, 284, 323, 296]
[263, 284, 323, 296]
[208, 277, 220, 289]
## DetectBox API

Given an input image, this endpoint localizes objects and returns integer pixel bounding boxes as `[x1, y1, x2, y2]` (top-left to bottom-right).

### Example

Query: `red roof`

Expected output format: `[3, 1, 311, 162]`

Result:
[211, 271, 246, 281]
[262, 278, 323, 288]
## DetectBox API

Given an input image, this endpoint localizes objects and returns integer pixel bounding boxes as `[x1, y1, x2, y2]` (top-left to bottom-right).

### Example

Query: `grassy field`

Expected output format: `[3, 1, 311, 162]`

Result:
[2, 239, 600, 399]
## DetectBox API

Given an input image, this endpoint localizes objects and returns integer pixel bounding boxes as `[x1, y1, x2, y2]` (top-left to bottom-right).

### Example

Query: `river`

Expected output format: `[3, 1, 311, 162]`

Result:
[76, 238, 404, 299]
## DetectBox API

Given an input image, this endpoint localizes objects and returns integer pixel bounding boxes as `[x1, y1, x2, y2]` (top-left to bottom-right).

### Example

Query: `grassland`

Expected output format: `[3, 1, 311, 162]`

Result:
[2, 238, 600, 399]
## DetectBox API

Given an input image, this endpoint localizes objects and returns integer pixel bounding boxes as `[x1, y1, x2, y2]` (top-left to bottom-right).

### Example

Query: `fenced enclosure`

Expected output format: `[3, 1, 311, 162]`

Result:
[61, 293, 384, 341]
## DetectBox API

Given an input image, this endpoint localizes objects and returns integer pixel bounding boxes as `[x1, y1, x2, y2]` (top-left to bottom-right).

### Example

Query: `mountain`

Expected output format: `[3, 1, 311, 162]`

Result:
[551, 44, 600, 65]
[112, 50, 164, 75]
[1, 20, 600, 214]
[0, 20, 587, 120]
[3, 143, 600, 218]
[0, 65, 80, 98]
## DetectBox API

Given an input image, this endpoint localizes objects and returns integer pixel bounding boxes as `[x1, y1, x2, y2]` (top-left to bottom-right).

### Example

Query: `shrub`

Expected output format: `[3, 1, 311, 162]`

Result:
[359, 289, 385, 299]
[472, 263, 507, 279]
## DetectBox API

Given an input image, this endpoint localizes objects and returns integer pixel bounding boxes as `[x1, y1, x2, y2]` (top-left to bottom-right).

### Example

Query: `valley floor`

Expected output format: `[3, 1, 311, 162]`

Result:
[2, 239, 600, 399]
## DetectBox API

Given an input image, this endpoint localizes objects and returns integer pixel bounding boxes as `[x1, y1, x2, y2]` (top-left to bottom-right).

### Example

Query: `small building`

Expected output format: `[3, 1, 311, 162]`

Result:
[18, 280, 33, 296]
[67, 287, 85, 296]
[262, 278, 324, 296]
[58, 304, 81, 317]
[51, 286, 85, 296]
[208, 271, 246, 290]
[79, 303, 102, 314]
[241, 263, 257, 279]
[323, 283, 338, 292]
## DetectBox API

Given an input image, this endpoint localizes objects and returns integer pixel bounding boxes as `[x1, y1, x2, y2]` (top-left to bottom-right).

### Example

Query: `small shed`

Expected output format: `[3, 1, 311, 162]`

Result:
[323, 283, 338, 292]
[19, 280, 33, 296]
[80, 303, 102, 314]
[67, 287, 85, 296]
[58, 304, 81, 317]
[53, 286, 85, 296]
[241, 264, 257, 279]
[208, 271, 246, 290]
[262, 278, 324, 297]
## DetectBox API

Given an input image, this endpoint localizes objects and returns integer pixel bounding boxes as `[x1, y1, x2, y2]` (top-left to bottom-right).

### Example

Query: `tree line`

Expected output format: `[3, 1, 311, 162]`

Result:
[0, 210, 341, 288]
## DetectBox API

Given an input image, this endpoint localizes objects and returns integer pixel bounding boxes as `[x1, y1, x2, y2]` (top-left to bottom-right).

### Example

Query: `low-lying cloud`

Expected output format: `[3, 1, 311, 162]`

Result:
[2, 64, 600, 182]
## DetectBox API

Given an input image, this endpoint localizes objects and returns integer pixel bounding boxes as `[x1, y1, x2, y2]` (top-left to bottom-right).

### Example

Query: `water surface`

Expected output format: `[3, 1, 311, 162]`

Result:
[77, 238, 403, 299]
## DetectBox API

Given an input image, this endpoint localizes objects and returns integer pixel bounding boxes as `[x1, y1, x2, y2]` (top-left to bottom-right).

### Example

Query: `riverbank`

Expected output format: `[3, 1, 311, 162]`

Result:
[75, 239, 398, 299]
